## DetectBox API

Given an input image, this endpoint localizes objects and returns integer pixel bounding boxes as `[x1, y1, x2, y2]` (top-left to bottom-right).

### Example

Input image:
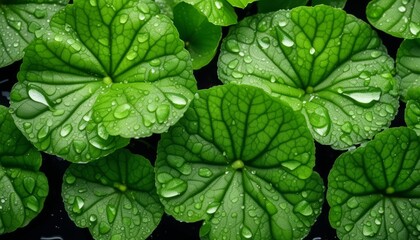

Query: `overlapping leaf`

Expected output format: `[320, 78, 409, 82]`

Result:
[0, 0, 68, 67]
[9, 0, 197, 162]
[0, 106, 48, 234]
[218, 5, 399, 149]
[62, 149, 163, 240]
[155, 84, 324, 240]
[327, 127, 420, 239]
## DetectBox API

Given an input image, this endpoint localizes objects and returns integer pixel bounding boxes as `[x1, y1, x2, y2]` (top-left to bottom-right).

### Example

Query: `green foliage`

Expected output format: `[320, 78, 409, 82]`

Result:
[0, 0, 68, 67]
[0, 106, 48, 234]
[367, 0, 420, 39]
[155, 84, 324, 240]
[62, 149, 163, 240]
[180, 0, 237, 26]
[397, 38, 420, 101]
[257, 0, 308, 13]
[312, 0, 346, 8]
[173, 2, 222, 69]
[9, 0, 197, 162]
[218, 5, 399, 149]
[327, 127, 420, 239]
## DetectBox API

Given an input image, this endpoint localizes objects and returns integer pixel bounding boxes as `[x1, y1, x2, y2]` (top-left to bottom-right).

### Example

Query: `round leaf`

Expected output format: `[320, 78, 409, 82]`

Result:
[0, 0, 68, 67]
[367, 0, 420, 39]
[180, 0, 237, 26]
[155, 84, 324, 240]
[397, 38, 420, 102]
[218, 5, 399, 149]
[327, 127, 420, 239]
[0, 106, 48, 234]
[62, 149, 163, 240]
[173, 2, 222, 70]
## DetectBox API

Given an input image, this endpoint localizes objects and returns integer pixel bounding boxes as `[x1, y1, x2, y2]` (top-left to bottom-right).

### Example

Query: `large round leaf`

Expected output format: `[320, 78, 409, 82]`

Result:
[367, 0, 420, 39]
[327, 127, 420, 239]
[218, 5, 399, 150]
[0, 0, 68, 67]
[62, 149, 163, 240]
[155, 84, 324, 240]
[9, 0, 197, 162]
[0, 106, 48, 234]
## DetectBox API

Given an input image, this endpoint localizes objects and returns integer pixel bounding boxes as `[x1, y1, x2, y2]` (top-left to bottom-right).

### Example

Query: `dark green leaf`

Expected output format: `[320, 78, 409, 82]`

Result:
[218, 5, 399, 149]
[0, 105, 48, 234]
[366, 0, 420, 39]
[0, 0, 68, 67]
[173, 2, 222, 69]
[62, 149, 163, 240]
[405, 99, 420, 135]
[397, 38, 420, 102]
[155, 84, 324, 240]
[327, 127, 420, 239]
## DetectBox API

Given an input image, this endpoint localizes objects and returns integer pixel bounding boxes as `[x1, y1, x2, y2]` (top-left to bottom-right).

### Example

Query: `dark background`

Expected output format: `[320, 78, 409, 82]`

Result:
[0, 1, 404, 240]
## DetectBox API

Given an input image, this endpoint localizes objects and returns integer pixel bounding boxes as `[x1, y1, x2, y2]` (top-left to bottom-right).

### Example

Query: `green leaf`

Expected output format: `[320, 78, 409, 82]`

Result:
[154, 0, 178, 18]
[218, 5, 399, 150]
[397, 38, 420, 102]
[180, 0, 237, 26]
[0, 105, 48, 234]
[312, 0, 346, 8]
[257, 0, 308, 13]
[62, 149, 163, 240]
[9, 0, 197, 162]
[366, 0, 420, 39]
[405, 99, 420, 135]
[327, 127, 420, 239]
[155, 84, 324, 240]
[173, 2, 222, 69]
[226, 0, 256, 8]
[0, 0, 68, 67]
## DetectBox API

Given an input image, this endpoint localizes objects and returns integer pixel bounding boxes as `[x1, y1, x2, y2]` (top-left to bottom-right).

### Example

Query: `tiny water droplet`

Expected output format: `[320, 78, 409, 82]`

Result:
[398, 6, 406, 12]
[309, 47, 316, 55]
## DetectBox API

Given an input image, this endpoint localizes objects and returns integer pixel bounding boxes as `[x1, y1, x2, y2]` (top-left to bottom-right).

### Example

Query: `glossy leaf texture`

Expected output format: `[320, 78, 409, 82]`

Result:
[218, 5, 399, 150]
[62, 149, 163, 240]
[180, 0, 237, 26]
[0, 106, 48, 234]
[405, 99, 420, 135]
[312, 0, 346, 8]
[366, 0, 420, 39]
[327, 127, 420, 240]
[155, 84, 324, 240]
[397, 38, 420, 101]
[0, 0, 68, 67]
[226, 0, 256, 8]
[173, 2, 222, 70]
[257, 0, 308, 13]
[9, 0, 197, 162]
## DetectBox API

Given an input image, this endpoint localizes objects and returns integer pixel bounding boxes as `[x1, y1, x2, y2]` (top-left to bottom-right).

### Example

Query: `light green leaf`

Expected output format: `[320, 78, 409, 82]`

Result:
[180, 0, 237, 26]
[312, 0, 346, 8]
[173, 2, 222, 69]
[62, 149, 163, 240]
[0, 0, 68, 67]
[155, 84, 324, 240]
[257, 0, 308, 13]
[10, 0, 197, 162]
[226, 0, 256, 8]
[366, 0, 420, 39]
[397, 38, 420, 101]
[218, 5, 399, 149]
[327, 127, 420, 240]
[0, 105, 48, 234]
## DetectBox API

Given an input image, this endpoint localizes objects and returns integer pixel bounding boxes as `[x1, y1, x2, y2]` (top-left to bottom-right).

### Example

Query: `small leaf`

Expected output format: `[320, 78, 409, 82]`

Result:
[173, 2, 222, 69]
[366, 0, 420, 39]
[0, 0, 68, 67]
[257, 0, 308, 13]
[218, 5, 399, 149]
[327, 127, 420, 239]
[62, 149, 163, 240]
[156, 84, 324, 240]
[0, 106, 48, 234]
[180, 0, 237, 26]
[397, 38, 420, 102]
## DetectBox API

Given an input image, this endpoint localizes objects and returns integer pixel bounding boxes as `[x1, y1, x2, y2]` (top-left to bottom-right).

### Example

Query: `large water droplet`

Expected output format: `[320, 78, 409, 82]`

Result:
[137, 33, 149, 43]
[294, 200, 313, 216]
[89, 0, 97, 6]
[241, 226, 253, 239]
[346, 196, 359, 209]
[65, 173, 76, 185]
[166, 93, 188, 109]
[113, 103, 131, 119]
[106, 205, 117, 223]
[281, 161, 300, 171]
[37, 125, 50, 140]
[160, 178, 187, 198]
[342, 89, 382, 106]
[409, 23, 420, 36]
[72, 196, 85, 214]
[198, 168, 213, 178]
[304, 103, 331, 137]
[206, 202, 220, 214]
[73, 140, 87, 154]
[225, 39, 240, 53]
[34, 8, 47, 19]
[257, 37, 270, 49]
[155, 104, 170, 124]
[60, 124, 73, 137]
[126, 51, 138, 60]
[28, 86, 52, 108]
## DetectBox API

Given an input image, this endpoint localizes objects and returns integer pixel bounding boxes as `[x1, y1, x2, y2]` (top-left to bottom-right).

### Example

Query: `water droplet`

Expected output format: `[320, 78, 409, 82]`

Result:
[8, 18, 22, 31]
[60, 124, 73, 137]
[368, 4, 385, 20]
[410, 23, 420, 36]
[309, 47, 316, 55]
[28, 22, 42, 33]
[346, 197, 359, 209]
[304, 103, 331, 137]
[206, 202, 220, 214]
[113, 103, 131, 119]
[281, 35, 294, 47]
[228, 59, 239, 69]
[34, 8, 47, 19]
[232, 71, 244, 79]
[199, 168, 213, 178]
[155, 104, 170, 124]
[23, 177, 36, 194]
[342, 88, 382, 106]
[89, 214, 97, 224]
[344, 224, 354, 232]
[37, 125, 50, 140]
[72, 196, 85, 214]
[99, 222, 111, 234]
[28, 86, 52, 108]
[265, 201, 277, 215]
[225, 39, 240, 53]
[398, 6, 406, 12]
[89, 0, 97, 6]
[73, 140, 87, 154]
[166, 93, 188, 109]
[241, 226, 253, 239]
[340, 134, 353, 146]
[25, 196, 40, 212]
[278, 20, 287, 27]
[341, 122, 352, 134]
[106, 205, 117, 223]
[119, 14, 128, 24]
[160, 178, 187, 198]
[281, 161, 300, 171]
[215, 1, 223, 9]
[362, 223, 375, 237]
[126, 51, 138, 60]
[65, 174, 76, 185]
[257, 37, 270, 49]
[293, 200, 313, 216]
[257, 21, 268, 32]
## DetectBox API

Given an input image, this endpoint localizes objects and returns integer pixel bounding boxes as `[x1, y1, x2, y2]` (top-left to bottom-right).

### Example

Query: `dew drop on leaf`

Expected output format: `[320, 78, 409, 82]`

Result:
[160, 178, 187, 198]
[206, 202, 220, 214]
[37, 125, 50, 140]
[257, 37, 270, 49]
[119, 14, 128, 24]
[72, 196, 85, 214]
[166, 93, 188, 109]
[34, 8, 47, 19]
[99, 221, 111, 234]
[293, 200, 313, 216]
[225, 39, 240, 53]
[155, 104, 170, 124]
[25, 195, 40, 212]
[215, 1, 223, 9]
[60, 124, 73, 137]
[28, 86, 52, 108]
[73, 140, 87, 154]
[106, 205, 117, 223]
[89, 0, 97, 7]
[198, 168, 213, 178]
[346, 196, 359, 209]
[113, 103, 131, 119]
